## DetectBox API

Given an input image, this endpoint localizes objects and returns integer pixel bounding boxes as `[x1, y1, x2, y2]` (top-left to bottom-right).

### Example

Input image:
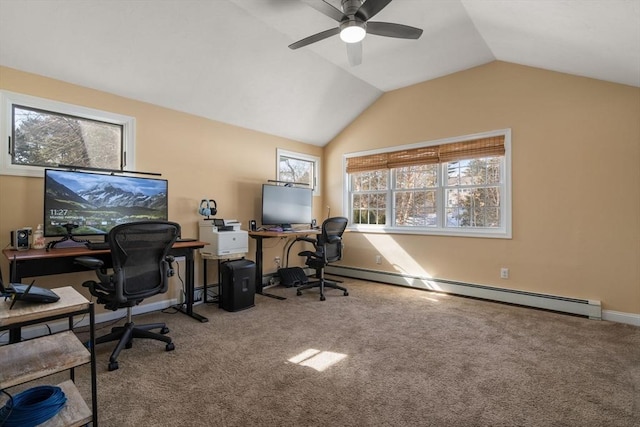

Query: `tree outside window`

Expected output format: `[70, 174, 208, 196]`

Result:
[277, 149, 320, 195]
[13, 105, 122, 169]
[1, 91, 135, 177]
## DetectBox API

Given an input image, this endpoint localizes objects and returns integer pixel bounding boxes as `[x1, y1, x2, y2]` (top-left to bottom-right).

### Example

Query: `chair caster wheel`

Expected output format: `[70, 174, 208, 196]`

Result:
[297, 291, 302, 296]
[108, 362, 119, 371]
[344, 291, 349, 296]
[125, 341, 133, 349]
[166, 342, 175, 351]
[320, 295, 326, 301]
[160, 327, 170, 334]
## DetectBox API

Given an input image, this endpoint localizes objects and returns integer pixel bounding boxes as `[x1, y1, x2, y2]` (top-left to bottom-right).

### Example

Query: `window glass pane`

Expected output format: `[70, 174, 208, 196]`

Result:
[352, 192, 387, 225]
[12, 105, 122, 169]
[395, 164, 437, 189]
[446, 187, 501, 227]
[395, 190, 437, 227]
[446, 207, 466, 227]
[279, 155, 314, 187]
[447, 160, 475, 186]
[351, 170, 387, 191]
[468, 157, 501, 185]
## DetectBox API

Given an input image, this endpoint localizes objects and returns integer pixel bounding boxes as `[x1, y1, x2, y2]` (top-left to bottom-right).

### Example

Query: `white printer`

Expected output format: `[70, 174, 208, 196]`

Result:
[199, 220, 248, 257]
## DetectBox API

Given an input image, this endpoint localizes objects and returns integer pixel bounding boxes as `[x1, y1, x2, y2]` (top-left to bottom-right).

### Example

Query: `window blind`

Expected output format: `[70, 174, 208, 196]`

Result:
[346, 135, 505, 173]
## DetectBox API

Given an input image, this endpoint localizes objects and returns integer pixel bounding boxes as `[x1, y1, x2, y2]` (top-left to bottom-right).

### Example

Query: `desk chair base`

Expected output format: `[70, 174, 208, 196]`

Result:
[296, 279, 349, 301]
[96, 308, 175, 371]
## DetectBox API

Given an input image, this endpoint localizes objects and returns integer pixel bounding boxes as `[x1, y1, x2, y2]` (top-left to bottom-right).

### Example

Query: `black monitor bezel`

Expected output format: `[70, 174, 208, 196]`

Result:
[43, 168, 169, 238]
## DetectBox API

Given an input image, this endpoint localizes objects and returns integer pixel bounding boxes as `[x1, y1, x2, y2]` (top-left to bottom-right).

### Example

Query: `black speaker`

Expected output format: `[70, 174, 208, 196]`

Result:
[11, 228, 31, 251]
[221, 259, 256, 312]
[249, 220, 257, 231]
[311, 219, 317, 228]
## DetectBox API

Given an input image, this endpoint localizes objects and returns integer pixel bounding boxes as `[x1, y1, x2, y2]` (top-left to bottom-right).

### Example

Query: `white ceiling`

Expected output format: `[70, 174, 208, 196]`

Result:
[1, 0, 638, 146]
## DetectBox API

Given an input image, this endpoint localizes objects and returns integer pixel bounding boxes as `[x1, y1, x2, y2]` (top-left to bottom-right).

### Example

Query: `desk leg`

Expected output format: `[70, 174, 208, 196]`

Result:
[8, 258, 22, 342]
[251, 235, 286, 301]
[177, 249, 209, 323]
[254, 236, 264, 294]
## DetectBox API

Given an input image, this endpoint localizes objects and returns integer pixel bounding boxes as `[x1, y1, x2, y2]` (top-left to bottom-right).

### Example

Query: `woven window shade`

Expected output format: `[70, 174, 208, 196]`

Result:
[438, 135, 505, 162]
[388, 146, 440, 168]
[346, 153, 389, 173]
[347, 135, 505, 173]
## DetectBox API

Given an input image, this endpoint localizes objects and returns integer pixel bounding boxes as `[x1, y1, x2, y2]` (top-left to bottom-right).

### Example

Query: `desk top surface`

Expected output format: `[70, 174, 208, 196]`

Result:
[0, 286, 89, 327]
[249, 229, 321, 238]
[2, 240, 207, 261]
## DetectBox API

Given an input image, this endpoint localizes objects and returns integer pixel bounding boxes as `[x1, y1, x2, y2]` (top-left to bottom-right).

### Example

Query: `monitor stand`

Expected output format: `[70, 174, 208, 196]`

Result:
[281, 224, 293, 232]
[46, 223, 90, 250]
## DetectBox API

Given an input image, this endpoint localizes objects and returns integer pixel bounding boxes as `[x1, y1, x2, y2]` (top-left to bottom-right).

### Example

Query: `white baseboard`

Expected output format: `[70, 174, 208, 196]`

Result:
[601, 310, 640, 326]
[325, 265, 610, 321]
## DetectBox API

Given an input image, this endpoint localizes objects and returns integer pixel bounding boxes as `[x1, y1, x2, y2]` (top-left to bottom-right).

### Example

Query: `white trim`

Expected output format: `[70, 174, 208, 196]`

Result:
[601, 310, 640, 326]
[276, 148, 321, 196]
[0, 90, 136, 177]
[343, 129, 512, 238]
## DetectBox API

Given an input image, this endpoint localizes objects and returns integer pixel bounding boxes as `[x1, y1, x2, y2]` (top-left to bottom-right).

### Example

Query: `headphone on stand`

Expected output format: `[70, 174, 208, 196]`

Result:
[198, 199, 217, 217]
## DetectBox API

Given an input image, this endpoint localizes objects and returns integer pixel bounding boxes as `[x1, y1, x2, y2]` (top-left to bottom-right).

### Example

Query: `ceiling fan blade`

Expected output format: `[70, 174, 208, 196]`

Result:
[366, 22, 423, 39]
[288, 27, 340, 50]
[356, 0, 392, 21]
[347, 41, 362, 66]
[303, 0, 345, 22]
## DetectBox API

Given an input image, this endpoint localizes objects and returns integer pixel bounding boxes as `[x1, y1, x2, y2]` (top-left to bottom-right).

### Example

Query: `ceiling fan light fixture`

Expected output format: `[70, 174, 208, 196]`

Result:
[340, 21, 366, 43]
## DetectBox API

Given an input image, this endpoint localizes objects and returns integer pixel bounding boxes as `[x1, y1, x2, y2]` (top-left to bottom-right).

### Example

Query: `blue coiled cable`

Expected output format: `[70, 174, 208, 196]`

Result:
[0, 385, 66, 427]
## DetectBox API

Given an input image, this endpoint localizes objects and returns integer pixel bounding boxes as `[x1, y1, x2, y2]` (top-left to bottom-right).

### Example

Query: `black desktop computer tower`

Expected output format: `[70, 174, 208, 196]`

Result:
[221, 259, 256, 312]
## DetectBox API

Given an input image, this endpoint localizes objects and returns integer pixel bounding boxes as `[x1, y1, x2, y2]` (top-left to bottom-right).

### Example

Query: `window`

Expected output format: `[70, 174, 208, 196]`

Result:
[277, 149, 320, 196]
[345, 130, 511, 238]
[1, 91, 135, 177]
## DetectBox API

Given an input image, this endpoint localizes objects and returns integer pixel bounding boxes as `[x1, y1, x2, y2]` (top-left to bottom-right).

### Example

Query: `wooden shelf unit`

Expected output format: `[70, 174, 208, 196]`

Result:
[0, 286, 97, 426]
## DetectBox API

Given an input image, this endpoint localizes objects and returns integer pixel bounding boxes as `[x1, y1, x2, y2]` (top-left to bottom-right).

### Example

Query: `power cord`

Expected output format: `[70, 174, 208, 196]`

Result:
[164, 261, 188, 314]
[0, 386, 66, 427]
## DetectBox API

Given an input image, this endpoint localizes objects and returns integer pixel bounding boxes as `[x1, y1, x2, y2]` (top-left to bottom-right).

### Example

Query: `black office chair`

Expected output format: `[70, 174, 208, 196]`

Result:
[75, 221, 180, 371]
[296, 217, 349, 301]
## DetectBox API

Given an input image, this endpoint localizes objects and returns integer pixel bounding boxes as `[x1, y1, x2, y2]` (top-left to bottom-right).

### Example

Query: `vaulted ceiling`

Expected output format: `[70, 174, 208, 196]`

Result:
[1, 0, 638, 146]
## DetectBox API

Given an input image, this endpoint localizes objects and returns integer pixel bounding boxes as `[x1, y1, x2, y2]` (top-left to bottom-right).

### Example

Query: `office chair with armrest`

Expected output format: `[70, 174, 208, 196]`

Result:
[75, 221, 180, 371]
[296, 216, 349, 301]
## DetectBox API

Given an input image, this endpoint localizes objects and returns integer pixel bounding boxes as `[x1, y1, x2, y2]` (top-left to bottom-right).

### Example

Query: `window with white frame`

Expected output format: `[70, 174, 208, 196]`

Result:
[345, 130, 511, 238]
[277, 149, 320, 195]
[0, 91, 135, 177]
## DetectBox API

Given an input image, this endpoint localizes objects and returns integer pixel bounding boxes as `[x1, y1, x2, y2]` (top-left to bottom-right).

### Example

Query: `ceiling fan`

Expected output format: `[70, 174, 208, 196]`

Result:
[288, 0, 423, 66]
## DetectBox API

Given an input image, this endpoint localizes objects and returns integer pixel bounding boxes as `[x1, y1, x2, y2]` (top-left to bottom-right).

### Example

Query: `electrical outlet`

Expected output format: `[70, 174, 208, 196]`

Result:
[274, 256, 281, 268]
[375, 255, 382, 264]
[500, 267, 509, 279]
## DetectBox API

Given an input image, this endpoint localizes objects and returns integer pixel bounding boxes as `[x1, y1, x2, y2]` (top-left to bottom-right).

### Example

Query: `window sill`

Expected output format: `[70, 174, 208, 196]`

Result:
[347, 225, 512, 239]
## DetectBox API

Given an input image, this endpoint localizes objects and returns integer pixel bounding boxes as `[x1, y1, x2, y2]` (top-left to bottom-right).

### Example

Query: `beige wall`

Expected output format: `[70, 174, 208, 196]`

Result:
[0, 66, 323, 304]
[325, 61, 640, 315]
[2, 62, 639, 316]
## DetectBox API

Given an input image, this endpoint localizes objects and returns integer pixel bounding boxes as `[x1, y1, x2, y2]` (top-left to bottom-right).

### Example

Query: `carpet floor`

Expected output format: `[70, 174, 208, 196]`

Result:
[18, 279, 640, 426]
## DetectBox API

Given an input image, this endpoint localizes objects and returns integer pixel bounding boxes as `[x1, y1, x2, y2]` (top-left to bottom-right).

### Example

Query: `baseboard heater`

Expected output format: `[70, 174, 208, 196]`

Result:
[325, 265, 602, 320]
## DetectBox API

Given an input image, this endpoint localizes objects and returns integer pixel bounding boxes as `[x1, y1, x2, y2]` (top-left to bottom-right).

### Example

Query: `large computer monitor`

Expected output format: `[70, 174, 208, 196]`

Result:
[261, 184, 312, 230]
[44, 169, 168, 238]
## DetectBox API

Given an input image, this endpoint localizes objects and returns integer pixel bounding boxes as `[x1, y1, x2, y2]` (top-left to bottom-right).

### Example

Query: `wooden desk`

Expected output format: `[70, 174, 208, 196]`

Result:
[2, 239, 208, 323]
[248, 229, 320, 296]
